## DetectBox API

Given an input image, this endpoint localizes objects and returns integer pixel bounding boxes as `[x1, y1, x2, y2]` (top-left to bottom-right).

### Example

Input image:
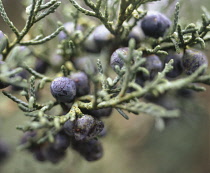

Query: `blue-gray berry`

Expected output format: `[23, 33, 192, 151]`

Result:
[93, 25, 113, 46]
[50, 77, 76, 103]
[91, 108, 112, 118]
[42, 145, 66, 164]
[58, 22, 83, 40]
[164, 53, 183, 78]
[110, 47, 129, 71]
[63, 120, 75, 136]
[84, 25, 113, 53]
[70, 72, 90, 97]
[11, 70, 29, 91]
[141, 12, 171, 38]
[71, 138, 103, 161]
[182, 49, 208, 75]
[35, 59, 49, 74]
[52, 132, 71, 151]
[145, 54, 163, 79]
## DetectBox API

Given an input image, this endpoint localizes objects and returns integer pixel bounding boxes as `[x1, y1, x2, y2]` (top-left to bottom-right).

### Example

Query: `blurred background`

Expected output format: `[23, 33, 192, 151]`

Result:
[0, 0, 210, 173]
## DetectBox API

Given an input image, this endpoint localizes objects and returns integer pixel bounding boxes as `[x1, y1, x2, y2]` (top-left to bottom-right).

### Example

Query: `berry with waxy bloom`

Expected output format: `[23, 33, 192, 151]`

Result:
[71, 138, 103, 161]
[50, 77, 76, 103]
[110, 47, 129, 71]
[164, 53, 183, 78]
[182, 49, 208, 75]
[141, 12, 171, 38]
[70, 72, 90, 97]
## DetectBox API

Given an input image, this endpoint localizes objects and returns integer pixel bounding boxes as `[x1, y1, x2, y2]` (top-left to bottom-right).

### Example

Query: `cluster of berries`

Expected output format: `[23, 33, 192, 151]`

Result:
[111, 47, 208, 84]
[20, 113, 108, 163]
[110, 12, 208, 83]
[20, 70, 111, 162]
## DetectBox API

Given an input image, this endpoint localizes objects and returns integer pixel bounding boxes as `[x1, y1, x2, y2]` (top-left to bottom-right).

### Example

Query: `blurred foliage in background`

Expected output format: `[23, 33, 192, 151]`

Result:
[0, 0, 210, 173]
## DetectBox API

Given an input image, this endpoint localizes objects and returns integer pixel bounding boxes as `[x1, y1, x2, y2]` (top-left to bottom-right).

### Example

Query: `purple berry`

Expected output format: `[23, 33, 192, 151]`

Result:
[164, 53, 183, 78]
[93, 25, 113, 47]
[11, 70, 29, 91]
[182, 49, 208, 75]
[71, 138, 103, 161]
[52, 132, 71, 151]
[127, 26, 144, 44]
[33, 148, 46, 162]
[70, 72, 90, 96]
[110, 47, 129, 71]
[20, 131, 37, 152]
[63, 120, 75, 136]
[42, 145, 66, 164]
[63, 115, 104, 141]
[83, 108, 112, 119]
[141, 12, 171, 38]
[84, 25, 114, 53]
[35, 59, 49, 74]
[145, 54, 163, 79]
[50, 77, 76, 103]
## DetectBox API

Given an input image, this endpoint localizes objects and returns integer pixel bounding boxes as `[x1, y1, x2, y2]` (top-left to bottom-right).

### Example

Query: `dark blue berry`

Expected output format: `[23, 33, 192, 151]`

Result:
[134, 55, 162, 87]
[50, 77, 76, 103]
[33, 148, 46, 162]
[182, 49, 208, 75]
[63, 120, 75, 136]
[145, 54, 163, 79]
[110, 47, 129, 71]
[135, 72, 146, 87]
[42, 145, 66, 164]
[72, 138, 103, 161]
[84, 25, 113, 53]
[35, 59, 49, 74]
[20, 131, 37, 152]
[84, 108, 113, 119]
[177, 88, 194, 98]
[141, 12, 171, 38]
[70, 72, 90, 97]
[11, 70, 29, 91]
[164, 53, 183, 78]
[52, 132, 71, 151]
[93, 25, 113, 47]
[0, 80, 9, 89]
[127, 26, 144, 44]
